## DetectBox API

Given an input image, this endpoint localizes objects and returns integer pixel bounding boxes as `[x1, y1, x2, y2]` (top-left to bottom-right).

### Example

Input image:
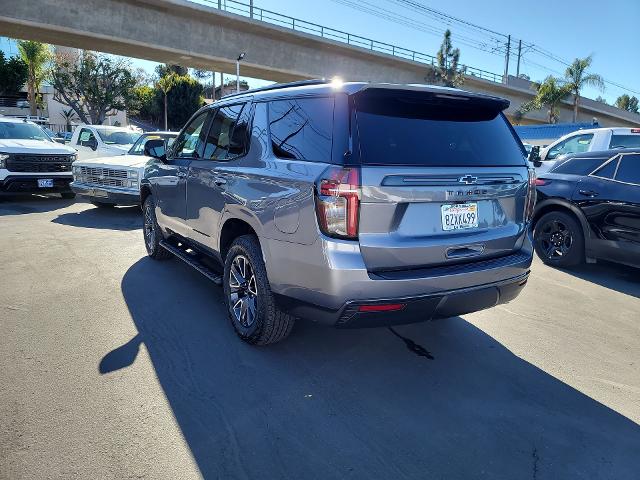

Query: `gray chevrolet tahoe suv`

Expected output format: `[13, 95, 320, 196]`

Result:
[141, 80, 535, 345]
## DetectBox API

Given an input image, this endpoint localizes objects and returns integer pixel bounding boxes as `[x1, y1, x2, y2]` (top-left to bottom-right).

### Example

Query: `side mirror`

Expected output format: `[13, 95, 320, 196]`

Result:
[528, 145, 542, 167]
[144, 138, 166, 161]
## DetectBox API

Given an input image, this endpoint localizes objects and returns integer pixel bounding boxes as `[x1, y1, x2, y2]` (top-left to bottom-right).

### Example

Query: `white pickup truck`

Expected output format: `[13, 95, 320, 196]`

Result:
[71, 131, 177, 207]
[0, 117, 77, 198]
[536, 127, 640, 172]
[68, 125, 141, 161]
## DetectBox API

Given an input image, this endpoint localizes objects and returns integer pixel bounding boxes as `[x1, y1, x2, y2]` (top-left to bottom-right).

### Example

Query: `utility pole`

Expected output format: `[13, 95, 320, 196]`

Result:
[503, 34, 511, 82]
[249, 0, 253, 18]
[516, 39, 522, 77]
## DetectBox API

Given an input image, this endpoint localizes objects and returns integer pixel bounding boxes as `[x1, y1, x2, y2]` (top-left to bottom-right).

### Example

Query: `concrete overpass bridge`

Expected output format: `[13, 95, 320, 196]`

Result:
[1, 0, 638, 127]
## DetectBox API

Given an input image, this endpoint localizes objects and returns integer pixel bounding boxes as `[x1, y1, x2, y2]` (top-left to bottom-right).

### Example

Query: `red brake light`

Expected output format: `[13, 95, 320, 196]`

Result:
[535, 178, 548, 186]
[358, 303, 406, 312]
[631, 129, 640, 133]
[315, 166, 360, 239]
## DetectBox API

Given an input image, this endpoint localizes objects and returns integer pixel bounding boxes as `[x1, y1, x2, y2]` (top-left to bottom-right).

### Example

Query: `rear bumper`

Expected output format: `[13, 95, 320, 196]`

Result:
[71, 182, 140, 206]
[0, 175, 73, 194]
[265, 230, 533, 327]
[275, 272, 529, 327]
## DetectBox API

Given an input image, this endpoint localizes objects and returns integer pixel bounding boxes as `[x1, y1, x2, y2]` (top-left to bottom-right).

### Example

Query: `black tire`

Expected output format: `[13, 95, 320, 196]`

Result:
[142, 196, 173, 260]
[91, 201, 115, 208]
[534, 211, 584, 267]
[60, 192, 76, 199]
[223, 235, 295, 345]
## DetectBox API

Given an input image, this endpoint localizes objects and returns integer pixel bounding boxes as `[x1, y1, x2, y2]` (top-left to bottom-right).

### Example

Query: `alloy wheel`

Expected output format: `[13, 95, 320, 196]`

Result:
[143, 202, 155, 252]
[538, 219, 573, 259]
[228, 254, 258, 328]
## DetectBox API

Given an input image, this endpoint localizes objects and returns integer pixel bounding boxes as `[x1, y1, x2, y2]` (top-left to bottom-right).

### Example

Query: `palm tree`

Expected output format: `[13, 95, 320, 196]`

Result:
[59, 108, 78, 132]
[521, 76, 571, 124]
[17, 40, 50, 117]
[156, 73, 178, 130]
[564, 55, 604, 122]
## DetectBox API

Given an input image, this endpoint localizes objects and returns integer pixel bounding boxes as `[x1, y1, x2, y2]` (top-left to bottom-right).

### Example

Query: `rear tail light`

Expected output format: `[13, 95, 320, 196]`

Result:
[524, 168, 537, 223]
[631, 128, 640, 133]
[535, 178, 549, 186]
[315, 166, 360, 239]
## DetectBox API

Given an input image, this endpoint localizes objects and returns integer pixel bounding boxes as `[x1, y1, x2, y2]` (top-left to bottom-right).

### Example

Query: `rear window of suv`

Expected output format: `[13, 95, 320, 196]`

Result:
[609, 134, 640, 149]
[353, 90, 526, 166]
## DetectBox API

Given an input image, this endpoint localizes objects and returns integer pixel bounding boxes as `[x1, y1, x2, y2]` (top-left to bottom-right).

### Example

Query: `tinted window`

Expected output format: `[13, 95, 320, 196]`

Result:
[547, 134, 594, 160]
[609, 134, 640, 149]
[551, 157, 607, 176]
[592, 158, 619, 179]
[171, 111, 208, 158]
[354, 91, 525, 166]
[269, 98, 334, 162]
[202, 104, 245, 161]
[615, 154, 640, 184]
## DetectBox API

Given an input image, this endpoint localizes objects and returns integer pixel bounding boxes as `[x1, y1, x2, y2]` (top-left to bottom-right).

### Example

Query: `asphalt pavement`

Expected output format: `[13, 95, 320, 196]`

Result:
[1, 195, 639, 480]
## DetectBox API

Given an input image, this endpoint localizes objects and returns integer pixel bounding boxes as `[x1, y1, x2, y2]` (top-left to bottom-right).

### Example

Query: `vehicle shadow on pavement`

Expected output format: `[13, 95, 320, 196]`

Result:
[52, 205, 141, 231]
[109, 257, 640, 480]
[0, 194, 76, 216]
[561, 262, 640, 299]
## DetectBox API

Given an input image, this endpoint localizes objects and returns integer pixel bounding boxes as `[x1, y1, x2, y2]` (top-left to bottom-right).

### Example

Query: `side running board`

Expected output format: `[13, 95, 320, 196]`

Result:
[159, 240, 223, 285]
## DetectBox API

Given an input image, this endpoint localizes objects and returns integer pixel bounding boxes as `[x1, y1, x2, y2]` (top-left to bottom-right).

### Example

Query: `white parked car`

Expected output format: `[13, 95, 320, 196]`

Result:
[535, 127, 640, 172]
[71, 132, 177, 207]
[0, 117, 77, 198]
[69, 125, 141, 161]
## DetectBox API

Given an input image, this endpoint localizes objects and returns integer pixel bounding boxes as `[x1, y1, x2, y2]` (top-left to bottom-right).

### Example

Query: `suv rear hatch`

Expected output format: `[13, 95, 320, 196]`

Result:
[351, 87, 532, 272]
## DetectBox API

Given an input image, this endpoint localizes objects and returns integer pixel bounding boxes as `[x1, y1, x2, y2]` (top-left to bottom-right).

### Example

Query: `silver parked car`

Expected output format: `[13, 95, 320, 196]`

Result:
[140, 80, 535, 345]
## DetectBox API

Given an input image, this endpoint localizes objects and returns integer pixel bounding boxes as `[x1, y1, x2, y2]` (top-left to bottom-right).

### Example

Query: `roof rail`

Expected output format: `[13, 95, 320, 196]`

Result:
[221, 79, 328, 99]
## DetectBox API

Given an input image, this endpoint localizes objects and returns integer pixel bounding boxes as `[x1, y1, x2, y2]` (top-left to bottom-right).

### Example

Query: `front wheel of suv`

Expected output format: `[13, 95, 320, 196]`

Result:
[223, 235, 295, 345]
[534, 211, 584, 267]
[142, 196, 173, 261]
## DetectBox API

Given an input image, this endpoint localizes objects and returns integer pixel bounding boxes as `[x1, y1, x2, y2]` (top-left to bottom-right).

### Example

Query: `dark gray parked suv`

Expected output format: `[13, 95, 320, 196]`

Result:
[141, 80, 535, 345]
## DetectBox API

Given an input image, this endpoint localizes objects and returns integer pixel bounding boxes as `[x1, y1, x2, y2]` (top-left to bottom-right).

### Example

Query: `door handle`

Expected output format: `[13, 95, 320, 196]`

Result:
[213, 176, 227, 186]
[176, 171, 187, 178]
[578, 189, 599, 197]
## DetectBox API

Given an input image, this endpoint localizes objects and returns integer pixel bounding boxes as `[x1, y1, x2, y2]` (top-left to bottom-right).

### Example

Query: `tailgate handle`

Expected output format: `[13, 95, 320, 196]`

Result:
[446, 244, 485, 259]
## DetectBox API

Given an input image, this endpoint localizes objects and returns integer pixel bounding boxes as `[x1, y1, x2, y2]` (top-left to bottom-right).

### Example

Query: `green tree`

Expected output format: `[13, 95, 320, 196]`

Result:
[594, 96, 608, 105]
[0, 51, 28, 96]
[615, 94, 639, 114]
[17, 40, 50, 117]
[156, 73, 178, 130]
[564, 55, 604, 122]
[155, 63, 188, 78]
[157, 75, 204, 130]
[129, 85, 160, 125]
[50, 50, 137, 125]
[425, 29, 465, 87]
[520, 76, 572, 124]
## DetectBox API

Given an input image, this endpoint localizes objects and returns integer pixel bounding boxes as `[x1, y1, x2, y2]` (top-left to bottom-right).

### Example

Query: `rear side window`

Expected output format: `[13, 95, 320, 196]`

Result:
[268, 98, 334, 162]
[592, 157, 619, 179]
[202, 104, 245, 160]
[609, 135, 640, 149]
[551, 157, 608, 176]
[353, 91, 525, 166]
[615, 154, 640, 184]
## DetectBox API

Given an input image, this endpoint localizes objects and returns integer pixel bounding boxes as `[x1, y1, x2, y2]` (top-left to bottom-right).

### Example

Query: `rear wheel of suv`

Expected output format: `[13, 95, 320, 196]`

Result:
[534, 211, 584, 267]
[223, 235, 295, 345]
[142, 196, 173, 261]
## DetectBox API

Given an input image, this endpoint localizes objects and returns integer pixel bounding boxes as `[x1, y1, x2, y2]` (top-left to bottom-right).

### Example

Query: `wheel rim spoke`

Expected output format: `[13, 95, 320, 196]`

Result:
[228, 254, 258, 328]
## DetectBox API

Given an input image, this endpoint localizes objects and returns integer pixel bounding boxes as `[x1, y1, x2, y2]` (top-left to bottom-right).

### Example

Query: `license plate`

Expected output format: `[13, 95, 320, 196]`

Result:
[441, 203, 478, 231]
[37, 179, 53, 188]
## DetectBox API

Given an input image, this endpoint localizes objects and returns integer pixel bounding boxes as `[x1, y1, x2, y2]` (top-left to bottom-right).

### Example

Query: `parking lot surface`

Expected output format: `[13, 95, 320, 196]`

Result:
[1, 195, 639, 480]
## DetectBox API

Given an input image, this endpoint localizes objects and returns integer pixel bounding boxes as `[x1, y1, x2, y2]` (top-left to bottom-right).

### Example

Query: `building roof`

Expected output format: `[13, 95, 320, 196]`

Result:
[514, 122, 600, 140]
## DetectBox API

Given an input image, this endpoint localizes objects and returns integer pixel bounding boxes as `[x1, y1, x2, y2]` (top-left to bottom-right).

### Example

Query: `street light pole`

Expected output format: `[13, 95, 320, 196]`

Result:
[236, 52, 246, 93]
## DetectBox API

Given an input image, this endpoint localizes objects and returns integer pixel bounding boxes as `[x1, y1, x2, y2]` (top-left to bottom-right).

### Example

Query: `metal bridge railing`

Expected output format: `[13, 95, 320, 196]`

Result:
[196, 0, 503, 84]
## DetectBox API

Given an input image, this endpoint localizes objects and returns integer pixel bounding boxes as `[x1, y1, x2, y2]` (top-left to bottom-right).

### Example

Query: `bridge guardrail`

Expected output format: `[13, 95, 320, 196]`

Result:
[197, 0, 503, 84]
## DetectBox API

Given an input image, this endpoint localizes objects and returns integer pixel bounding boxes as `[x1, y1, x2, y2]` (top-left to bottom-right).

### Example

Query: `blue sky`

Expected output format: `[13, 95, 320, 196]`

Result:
[2, 0, 638, 103]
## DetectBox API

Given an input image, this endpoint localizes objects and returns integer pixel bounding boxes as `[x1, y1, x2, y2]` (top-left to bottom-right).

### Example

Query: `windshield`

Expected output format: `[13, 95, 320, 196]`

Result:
[353, 90, 526, 166]
[95, 128, 140, 146]
[0, 122, 52, 141]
